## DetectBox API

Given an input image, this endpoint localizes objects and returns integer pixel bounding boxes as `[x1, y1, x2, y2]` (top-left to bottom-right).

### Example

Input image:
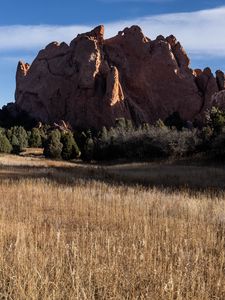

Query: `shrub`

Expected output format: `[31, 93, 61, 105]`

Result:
[83, 137, 94, 162]
[206, 107, 225, 134]
[7, 126, 28, 150]
[91, 122, 201, 161]
[0, 127, 6, 135]
[61, 132, 80, 160]
[0, 134, 12, 153]
[115, 118, 127, 129]
[29, 128, 42, 148]
[198, 126, 214, 152]
[10, 134, 21, 154]
[43, 130, 63, 159]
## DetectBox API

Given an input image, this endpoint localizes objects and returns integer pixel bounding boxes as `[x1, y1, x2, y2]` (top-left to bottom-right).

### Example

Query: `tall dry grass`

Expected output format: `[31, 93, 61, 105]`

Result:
[0, 176, 225, 299]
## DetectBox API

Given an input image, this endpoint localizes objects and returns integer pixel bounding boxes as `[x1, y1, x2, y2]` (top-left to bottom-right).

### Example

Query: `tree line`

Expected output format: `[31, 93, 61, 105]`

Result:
[0, 107, 225, 162]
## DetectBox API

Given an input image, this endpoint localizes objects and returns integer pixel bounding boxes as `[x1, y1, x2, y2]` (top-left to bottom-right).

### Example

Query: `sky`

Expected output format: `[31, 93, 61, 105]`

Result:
[0, 0, 225, 107]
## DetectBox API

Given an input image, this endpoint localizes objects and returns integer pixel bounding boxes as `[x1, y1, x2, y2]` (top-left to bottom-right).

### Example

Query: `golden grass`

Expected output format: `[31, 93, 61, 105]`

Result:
[0, 179, 225, 299]
[0, 155, 225, 299]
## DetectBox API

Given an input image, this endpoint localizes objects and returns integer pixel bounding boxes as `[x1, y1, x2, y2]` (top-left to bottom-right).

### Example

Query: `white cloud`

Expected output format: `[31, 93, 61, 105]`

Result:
[0, 25, 91, 51]
[0, 6, 225, 58]
[103, 6, 225, 57]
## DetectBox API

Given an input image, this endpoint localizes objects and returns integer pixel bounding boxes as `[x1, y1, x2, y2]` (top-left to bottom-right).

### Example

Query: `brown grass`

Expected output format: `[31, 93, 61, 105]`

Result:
[0, 155, 225, 299]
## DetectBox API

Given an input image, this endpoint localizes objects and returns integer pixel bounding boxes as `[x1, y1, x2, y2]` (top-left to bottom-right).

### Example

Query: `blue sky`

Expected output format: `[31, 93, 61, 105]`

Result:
[0, 0, 225, 106]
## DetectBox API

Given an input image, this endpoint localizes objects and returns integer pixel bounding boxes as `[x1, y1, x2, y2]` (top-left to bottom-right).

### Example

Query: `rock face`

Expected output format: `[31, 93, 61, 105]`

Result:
[15, 25, 225, 129]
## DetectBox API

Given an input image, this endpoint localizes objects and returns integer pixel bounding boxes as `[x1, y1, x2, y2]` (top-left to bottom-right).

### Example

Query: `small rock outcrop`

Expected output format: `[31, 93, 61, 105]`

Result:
[216, 70, 225, 91]
[15, 25, 225, 129]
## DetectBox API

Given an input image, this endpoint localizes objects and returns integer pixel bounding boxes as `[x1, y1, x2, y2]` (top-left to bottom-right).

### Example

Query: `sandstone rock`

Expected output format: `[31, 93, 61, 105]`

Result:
[216, 70, 225, 91]
[15, 25, 224, 129]
[194, 67, 219, 114]
[166, 35, 190, 68]
[212, 90, 225, 110]
[105, 66, 124, 106]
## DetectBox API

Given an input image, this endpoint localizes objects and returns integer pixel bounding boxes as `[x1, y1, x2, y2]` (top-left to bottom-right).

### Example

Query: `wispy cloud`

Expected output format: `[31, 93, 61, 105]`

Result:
[0, 25, 91, 51]
[0, 6, 225, 58]
[103, 6, 225, 57]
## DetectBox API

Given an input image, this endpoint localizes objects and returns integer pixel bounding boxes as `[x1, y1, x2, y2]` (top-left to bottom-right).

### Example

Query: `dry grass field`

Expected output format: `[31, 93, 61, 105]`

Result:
[0, 154, 225, 299]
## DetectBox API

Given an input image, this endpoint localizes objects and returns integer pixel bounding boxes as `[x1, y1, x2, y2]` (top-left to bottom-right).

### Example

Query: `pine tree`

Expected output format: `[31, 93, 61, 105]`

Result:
[83, 137, 94, 162]
[0, 134, 12, 153]
[29, 128, 42, 148]
[8, 126, 28, 149]
[43, 130, 63, 159]
[115, 118, 126, 129]
[100, 126, 108, 141]
[61, 132, 80, 160]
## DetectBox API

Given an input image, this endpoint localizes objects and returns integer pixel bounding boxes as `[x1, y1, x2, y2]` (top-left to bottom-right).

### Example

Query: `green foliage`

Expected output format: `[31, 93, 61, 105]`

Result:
[126, 119, 133, 131]
[61, 132, 80, 160]
[91, 121, 201, 161]
[198, 126, 214, 152]
[0, 134, 12, 153]
[76, 131, 88, 158]
[43, 130, 63, 159]
[76, 130, 95, 161]
[10, 134, 21, 154]
[29, 128, 42, 148]
[206, 107, 225, 134]
[115, 118, 126, 129]
[1, 113, 225, 162]
[83, 137, 94, 162]
[38, 125, 49, 145]
[0, 127, 6, 135]
[7, 126, 28, 153]
[100, 126, 108, 140]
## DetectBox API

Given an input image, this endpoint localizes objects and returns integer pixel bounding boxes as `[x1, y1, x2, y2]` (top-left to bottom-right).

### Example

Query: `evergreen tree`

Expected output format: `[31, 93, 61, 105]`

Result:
[83, 137, 94, 162]
[8, 126, 28, 149]
[206, 107, 225, 134]
[115, 118, 126, 129]
[0, 127, 5, 135]
[100, 126, 108, 141]
[11, 134, 21, 154]
[43, 130, 63, 159]
[0, 134, 12, 153]
[126, 119, 133, 131]
[61, 132, 80, 160]
[29, 128, 42, 148]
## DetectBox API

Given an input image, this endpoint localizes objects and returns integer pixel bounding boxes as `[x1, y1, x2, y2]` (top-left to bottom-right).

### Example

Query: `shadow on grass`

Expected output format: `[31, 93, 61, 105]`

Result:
[1, 160, 225, 196]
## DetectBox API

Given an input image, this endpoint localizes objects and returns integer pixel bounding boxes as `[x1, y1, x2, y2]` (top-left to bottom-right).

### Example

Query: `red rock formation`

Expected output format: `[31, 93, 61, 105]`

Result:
[15, 25, 225, 129]
[216, 70, 225, 91]
[212, 90, 225, 110]
[194, 67, 219, 114]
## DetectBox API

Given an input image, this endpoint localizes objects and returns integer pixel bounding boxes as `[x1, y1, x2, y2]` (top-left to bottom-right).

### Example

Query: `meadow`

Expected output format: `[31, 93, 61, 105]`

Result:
[0, 154, 225, 299]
